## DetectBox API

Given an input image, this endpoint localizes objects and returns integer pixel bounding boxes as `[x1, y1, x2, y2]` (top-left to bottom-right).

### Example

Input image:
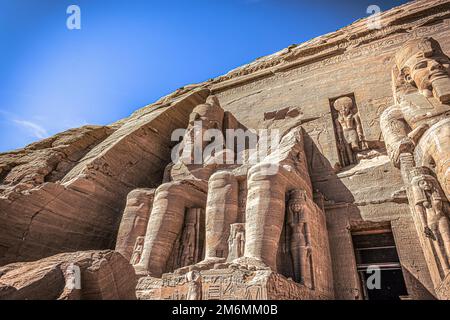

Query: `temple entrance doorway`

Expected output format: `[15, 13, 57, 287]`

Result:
[352, 227, 408, 300]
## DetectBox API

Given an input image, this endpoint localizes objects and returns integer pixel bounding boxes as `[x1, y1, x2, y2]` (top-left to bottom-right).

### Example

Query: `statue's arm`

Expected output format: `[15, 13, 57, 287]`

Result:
[380, 105, 414, 168]
[354, 114, 368, 149]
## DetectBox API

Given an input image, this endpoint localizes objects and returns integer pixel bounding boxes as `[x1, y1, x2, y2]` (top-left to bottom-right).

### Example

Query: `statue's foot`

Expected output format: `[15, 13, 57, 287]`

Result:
[133, 265, 152, 277]
[231, 257, 271, 271]
[173, 266, 191, 275]
[173, 257, 226, 275]
[191, 257, 226, 270]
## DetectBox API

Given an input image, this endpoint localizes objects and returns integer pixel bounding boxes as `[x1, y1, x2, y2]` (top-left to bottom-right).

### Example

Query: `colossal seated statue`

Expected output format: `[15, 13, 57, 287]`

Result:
[381, 37, 450, 286]
[381, 37, 450, 200]
[116, 94, 327, 290]
[133, 95, 240, 276]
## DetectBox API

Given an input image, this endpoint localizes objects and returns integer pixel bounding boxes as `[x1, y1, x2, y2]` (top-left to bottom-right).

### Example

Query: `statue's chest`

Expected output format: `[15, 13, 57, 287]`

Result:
[338, 115, 355, 129]
[401, 95, 450, 124]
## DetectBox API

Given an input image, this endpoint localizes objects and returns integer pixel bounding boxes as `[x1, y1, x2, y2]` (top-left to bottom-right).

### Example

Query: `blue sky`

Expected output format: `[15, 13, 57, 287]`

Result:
[0, 0, 408, 152]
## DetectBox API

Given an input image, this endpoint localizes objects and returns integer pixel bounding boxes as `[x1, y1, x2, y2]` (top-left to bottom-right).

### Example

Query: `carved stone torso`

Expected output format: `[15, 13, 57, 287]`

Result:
[399, 93, 450, 130]
[337, 112, 357, 131]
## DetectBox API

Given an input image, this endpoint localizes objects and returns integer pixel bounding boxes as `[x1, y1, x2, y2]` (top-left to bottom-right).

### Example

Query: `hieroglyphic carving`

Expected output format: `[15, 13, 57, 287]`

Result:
[217, 17, 450, 89]
[137, 267, 334, 301]
[360, 96, 395, 135]
[264, 106, 301, 121]
[206, 284, 222, 300]
[245, 285, 263, 300]
[215, 20, 450, 99]
[266, 272, 330, 300]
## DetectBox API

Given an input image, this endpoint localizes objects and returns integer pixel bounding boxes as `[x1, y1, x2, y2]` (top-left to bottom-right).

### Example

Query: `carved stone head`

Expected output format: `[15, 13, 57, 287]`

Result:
[410, 167, 446, 203]
[135, 236, 145, 247]
[418, 178, 433, 192]
[178, 95, 225, 166]
[185, 270, 201, 283]
[288, 189, 307, 214]
[230, 223, 245, 235]
[188, 95, 225, 131]
[395, 37, 450, 102]
[333, 96, 354, 116]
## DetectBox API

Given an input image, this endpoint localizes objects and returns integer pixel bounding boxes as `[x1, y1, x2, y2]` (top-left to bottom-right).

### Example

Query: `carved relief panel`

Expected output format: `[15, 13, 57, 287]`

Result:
[277, 189, 315, 289]
[166, 208, 206, 272]
[329, 93, 368, 168]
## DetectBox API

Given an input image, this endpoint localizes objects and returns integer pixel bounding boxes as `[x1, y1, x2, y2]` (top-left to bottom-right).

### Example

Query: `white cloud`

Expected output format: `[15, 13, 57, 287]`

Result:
[13, 120, 49, 139]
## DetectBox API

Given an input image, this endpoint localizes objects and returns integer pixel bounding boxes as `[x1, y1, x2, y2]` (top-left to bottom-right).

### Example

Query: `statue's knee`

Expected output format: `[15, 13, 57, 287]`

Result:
[153, 182, 185, 203]
[209, 171, 236, 189]
[124, 188, 155, 210]
[158, 182, 186, 194]
[248, 163, 282, 182]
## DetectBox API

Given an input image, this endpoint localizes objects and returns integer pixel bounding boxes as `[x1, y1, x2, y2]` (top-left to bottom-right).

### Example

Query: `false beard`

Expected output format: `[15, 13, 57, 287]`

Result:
[431, 76, 450, 104]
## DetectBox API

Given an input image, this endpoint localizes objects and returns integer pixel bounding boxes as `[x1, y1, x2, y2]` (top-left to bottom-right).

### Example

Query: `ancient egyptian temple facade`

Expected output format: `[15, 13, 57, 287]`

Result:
[1, 0, 450, 300]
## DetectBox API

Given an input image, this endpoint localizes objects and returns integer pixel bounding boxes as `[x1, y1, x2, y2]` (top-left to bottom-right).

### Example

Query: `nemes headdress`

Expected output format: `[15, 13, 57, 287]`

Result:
[190, 95, 224, 125]
[289, 189, 307, 202]
[395, 37, 443, 70]
[409, 166, 446, 203]
[409, 166, 434, 178]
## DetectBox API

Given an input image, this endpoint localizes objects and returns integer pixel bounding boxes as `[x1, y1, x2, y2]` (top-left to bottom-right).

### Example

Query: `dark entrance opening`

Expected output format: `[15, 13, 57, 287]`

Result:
[352, 228, 408, 300]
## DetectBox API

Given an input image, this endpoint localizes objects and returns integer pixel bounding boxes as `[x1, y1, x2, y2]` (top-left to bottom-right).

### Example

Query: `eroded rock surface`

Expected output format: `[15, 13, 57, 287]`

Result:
[0, 250, 136, 300]
[0, 125, 114, 198]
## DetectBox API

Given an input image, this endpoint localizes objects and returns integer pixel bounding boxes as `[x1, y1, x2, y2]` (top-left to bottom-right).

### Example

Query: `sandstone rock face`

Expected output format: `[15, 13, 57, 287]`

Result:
[0, 89, 210, 266]
[0, 125, 114, 197]
[1, 0, 450, 300]
[379, 36, 450, 297]
[0, 250, 136, 300]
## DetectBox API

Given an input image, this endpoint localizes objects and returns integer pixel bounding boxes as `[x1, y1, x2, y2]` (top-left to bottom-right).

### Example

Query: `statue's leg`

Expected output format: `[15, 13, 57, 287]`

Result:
[115, 188, 155, 261]
[432, 224, 450, 272]
[135, 182, 206, 277]
[432, 124, 450, 200]
[345, 143, 354, 165]
[298, 246, 309, 285]
[289, 241, 301, 283]
[438, 216, 450, 266]
[203, 171, 238, 262]
[244, 163, 286, 270]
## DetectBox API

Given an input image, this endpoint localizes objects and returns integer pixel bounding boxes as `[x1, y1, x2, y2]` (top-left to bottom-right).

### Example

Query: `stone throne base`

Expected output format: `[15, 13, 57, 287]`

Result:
[136, 267, 333, 300]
